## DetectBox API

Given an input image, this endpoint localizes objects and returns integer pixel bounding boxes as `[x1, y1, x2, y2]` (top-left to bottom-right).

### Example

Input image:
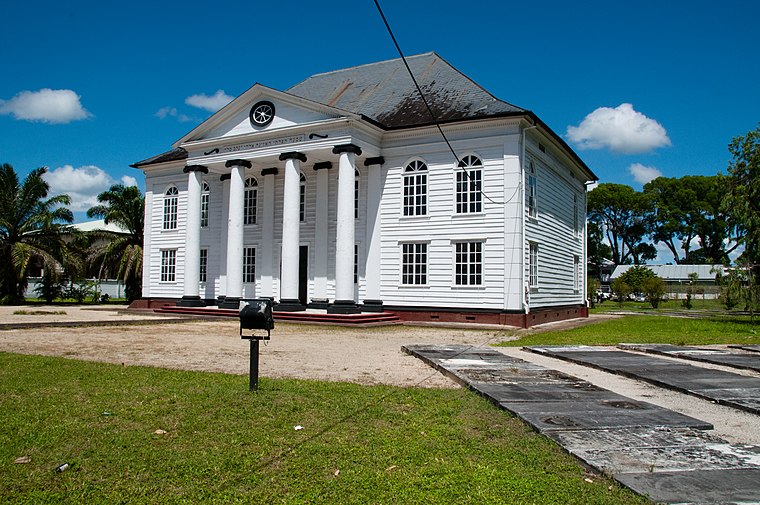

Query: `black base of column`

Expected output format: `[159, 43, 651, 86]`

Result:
[219, 297, 242, 309]
[361, 299, 384, 312]
[276, 299, 306, 312]
[327, 300, 361, 314]
[177, 295, 206, 307]
[309, 298, 330, 310]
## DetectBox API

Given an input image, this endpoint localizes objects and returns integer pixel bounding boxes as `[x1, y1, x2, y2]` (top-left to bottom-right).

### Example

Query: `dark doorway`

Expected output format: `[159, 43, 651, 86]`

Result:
[299, 246, 308, 305]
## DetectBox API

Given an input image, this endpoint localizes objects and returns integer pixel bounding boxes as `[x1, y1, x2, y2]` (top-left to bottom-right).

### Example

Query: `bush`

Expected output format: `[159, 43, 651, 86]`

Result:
[33, 272, 65, 303]
[618, 266, 657, 296]
[642, 276, 666, 308]
[611, 278, 631, 308]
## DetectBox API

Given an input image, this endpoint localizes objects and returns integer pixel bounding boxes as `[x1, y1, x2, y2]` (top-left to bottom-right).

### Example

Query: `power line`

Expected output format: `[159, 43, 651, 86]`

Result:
[372, 0, 512, 207]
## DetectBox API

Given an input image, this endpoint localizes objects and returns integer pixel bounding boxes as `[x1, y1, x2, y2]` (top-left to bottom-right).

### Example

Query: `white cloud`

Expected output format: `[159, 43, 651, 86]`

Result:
[43, 165, 130, 212]
[0, 88, 91, 124]
[185, 90, 233, 112]
[155, 106, 192, 122]
[628, 163, 662, 184]
[566, 103, 671, 154]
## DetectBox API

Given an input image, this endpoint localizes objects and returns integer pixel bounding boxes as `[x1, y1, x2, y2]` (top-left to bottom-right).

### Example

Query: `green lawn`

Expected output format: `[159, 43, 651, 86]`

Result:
[0, 353, 645, 504]
[500, 313, 760, 347]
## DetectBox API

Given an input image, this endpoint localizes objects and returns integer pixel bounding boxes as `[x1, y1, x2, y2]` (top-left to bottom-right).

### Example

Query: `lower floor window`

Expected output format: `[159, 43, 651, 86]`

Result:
[401, 243, 427, 285]
[573, 255, 580, 291]
[199, 248, 208, 283]
[529, 242, 539, 288]
[455, 241, 483, 286]
[243, 247, 256, 283]
[161, 249, 177, 282]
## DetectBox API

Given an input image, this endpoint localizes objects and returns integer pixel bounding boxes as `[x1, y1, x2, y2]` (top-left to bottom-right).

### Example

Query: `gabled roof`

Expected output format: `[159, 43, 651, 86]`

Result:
[287, 52, 526, 129]
[131, 147, 187, 168]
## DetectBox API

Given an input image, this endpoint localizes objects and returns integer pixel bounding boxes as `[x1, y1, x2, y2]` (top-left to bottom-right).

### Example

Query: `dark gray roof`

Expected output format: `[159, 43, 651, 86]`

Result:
[131, 148, 188, 168]
[287, 52, 527, 129]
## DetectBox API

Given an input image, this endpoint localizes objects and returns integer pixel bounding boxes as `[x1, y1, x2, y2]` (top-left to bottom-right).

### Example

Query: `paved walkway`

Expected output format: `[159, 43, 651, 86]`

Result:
[619, 343, 760, 373]
[404, 344, 760, 504]
[529, 345, 760, 415]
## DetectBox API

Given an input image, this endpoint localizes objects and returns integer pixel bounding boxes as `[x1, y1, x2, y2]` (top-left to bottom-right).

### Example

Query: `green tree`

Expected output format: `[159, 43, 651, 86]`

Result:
[641, 276, 666, 309]
[0, 164, 73, 304]
[86, 184, 144, 302]
[723, 125, 760, 269]
[617, 265, 657, 296]
[588, 183, 655, 265]
[611, 278, 631, 307]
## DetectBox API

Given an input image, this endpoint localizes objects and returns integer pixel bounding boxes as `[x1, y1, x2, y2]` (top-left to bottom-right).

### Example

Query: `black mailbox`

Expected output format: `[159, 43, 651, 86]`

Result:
[239, 299, 274, 338]
[239, 299, 274, 391]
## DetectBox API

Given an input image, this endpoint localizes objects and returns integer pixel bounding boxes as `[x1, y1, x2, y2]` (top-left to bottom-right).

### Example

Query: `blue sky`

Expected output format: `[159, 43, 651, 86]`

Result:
[1, 0, 758, 224]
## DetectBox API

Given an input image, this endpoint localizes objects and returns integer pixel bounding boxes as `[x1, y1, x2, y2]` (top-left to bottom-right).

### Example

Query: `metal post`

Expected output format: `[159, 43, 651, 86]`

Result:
[249, 339, 260, 391]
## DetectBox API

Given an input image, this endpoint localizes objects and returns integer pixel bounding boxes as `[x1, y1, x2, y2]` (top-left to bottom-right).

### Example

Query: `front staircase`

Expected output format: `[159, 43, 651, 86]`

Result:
[154, 305, 401, 326]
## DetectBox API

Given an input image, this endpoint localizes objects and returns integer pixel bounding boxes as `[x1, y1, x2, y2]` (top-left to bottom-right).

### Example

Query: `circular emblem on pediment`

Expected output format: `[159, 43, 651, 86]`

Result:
[250, 100, 275, 127]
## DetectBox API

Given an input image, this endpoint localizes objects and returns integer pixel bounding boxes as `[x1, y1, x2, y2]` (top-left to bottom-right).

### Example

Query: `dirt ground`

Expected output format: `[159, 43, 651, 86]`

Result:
[1, 306, 759, 445]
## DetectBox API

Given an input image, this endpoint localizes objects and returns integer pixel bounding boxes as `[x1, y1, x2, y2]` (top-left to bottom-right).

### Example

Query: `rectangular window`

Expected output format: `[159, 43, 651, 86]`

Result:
[456, 170, 482, 213]
[403, 173, 427, 216]
[401, 243, 427, 285]
[573, 194, 579, 238]
[354, 176, 359, 219]
[199, 248, 208, 283]
[300, 183, 305, 222]
[573, 255, 580, 292]
[163, 195, 178, 230]
[527, 160, 537, 219]
[243, 247, 256, 283]
[529, 242, 539, 288]
[201, 192, 209, 228]
[244, 187, 257, 225]
[354, 244, 359, 284]
[160, 249, 177, 282]
[455, 241, 483, 286]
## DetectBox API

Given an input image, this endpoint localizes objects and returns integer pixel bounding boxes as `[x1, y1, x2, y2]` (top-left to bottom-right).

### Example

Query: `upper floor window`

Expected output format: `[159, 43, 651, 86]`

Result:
[300, 173, 306, 222]
[527, 160, 537, 219]
[354, 169, 360, 219]
[244, 177, 258, 225]
[201, 181, 210, 228]
[163, 186, 178, 230]
[573, 194, 580, 238]
[403, 160, 427, 216]
[456, 155, 482, 214]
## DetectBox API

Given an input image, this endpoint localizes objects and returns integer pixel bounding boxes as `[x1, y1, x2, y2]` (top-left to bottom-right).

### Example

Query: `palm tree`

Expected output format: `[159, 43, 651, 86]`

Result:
[0, 163, 73, 304]
[86, 184, 144, 302]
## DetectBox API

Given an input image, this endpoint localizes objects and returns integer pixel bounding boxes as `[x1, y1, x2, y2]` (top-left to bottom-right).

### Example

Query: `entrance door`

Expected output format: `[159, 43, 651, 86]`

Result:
[298, 246, 308, 306]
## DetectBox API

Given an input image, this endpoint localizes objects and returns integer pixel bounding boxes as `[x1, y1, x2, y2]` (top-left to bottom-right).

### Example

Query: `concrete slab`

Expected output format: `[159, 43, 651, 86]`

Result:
[614, 468, 760, 504]
[526, 346, 760, 415]
[404, 344, 760, 504]
[729, 344, 760, 353]
[620, 343, 760, 372]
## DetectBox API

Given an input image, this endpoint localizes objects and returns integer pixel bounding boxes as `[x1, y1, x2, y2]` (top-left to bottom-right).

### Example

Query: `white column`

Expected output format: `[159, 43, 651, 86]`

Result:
[218, 174, 230, 300]
[179, 165, 207, 306]
[313, 164, 330, 305]
[260, 167, 277, 298]
[141, 188, 153, 298]
[223, 159, 251, 307]
[364, 158, 384, 310]
[330, 144, 362, 312]
[278, 151, 306, 309]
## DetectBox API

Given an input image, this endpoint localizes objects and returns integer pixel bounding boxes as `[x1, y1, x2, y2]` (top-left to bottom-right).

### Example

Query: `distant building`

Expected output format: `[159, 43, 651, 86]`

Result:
[611, 264, 725, 300]
[132, 53, 596, 327]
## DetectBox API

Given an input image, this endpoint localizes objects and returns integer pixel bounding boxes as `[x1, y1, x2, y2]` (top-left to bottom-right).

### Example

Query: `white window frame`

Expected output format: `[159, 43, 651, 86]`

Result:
[400, 242, 428, 286]
[454, 240, 484, 286]
[300, 173, 306, 222]
[199, 248, 208, 283]
[573, 194, 579, 238]
[402, 159, 428, 217]
[529, 242, 539, 288]
[527, 160, 537, 219]
[200, 181, 210, 228]
[163, 186, 179, 230]
[244, 177, 258, 226]
[455, 155, 483, 214]
[354, 169, 360, 220]
[243, 246, 256, 284]
[354, 243, 359, 284]
[573, 254, 580, 292]
[160, 249, 177, 282]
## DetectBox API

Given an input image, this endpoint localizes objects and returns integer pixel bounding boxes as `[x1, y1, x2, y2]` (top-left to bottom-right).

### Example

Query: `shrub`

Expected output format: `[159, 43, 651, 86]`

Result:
[642, 276, 666, 308]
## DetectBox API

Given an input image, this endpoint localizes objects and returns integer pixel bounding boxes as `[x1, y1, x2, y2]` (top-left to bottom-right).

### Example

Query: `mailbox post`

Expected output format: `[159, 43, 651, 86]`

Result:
[239, 299, 274, 391]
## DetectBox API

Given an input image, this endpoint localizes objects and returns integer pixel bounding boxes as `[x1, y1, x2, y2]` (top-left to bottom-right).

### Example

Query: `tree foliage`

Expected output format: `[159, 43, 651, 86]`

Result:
[723, 124, 760, 267]
[86, 184, 144, 302]
[617, 265, 657, 295]
[0, 164, 74, 304]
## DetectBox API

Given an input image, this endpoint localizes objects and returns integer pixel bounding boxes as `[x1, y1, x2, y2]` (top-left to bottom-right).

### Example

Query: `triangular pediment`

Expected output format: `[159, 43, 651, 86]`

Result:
[173, 84, 357, 147]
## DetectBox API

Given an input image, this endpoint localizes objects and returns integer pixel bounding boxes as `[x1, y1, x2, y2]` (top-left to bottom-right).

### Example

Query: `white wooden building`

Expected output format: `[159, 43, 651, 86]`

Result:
[133, 53, 596, 326]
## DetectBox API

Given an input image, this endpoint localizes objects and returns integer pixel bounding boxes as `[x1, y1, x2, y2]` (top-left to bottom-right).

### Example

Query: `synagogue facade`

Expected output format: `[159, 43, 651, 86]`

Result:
[133, 52, 596, 326]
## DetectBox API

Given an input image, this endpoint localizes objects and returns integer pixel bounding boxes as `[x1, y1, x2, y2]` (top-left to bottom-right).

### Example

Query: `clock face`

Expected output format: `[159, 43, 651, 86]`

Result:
[250, 101, 275, 127]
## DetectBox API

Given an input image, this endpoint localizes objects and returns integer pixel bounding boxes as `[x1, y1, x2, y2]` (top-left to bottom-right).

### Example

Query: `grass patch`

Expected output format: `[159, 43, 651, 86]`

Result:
[12, 310, 67, 316]
[501, 314, 760, 347]
[0, 353, 645, 504]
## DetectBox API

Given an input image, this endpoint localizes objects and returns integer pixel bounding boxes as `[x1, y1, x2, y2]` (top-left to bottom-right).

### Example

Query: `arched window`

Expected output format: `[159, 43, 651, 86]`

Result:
[456, 155, 482, 214]
[200, 181, 210, 228]
[300, 173, 306, 222]
[163, 186, 179, 230]
[354, 169, 360, 219]
[244, 177, 258, 225]
[403, 160, 427, 216]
